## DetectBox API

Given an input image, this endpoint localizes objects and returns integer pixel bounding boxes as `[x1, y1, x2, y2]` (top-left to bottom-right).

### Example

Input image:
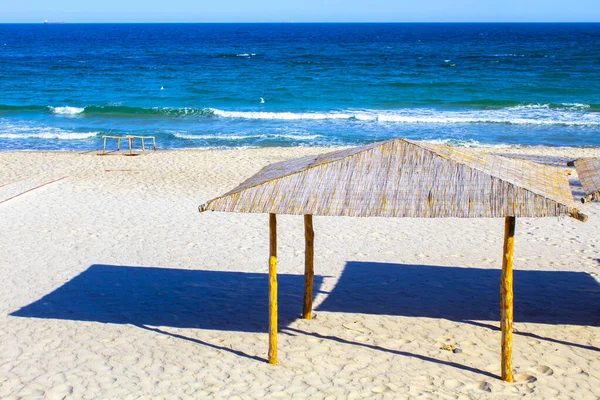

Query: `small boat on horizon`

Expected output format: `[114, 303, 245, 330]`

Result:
[43, 20, 66, 24]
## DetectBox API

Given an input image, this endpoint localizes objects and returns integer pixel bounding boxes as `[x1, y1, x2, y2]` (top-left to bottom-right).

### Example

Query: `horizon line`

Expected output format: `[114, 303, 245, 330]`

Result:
[1, 21, 600, 24]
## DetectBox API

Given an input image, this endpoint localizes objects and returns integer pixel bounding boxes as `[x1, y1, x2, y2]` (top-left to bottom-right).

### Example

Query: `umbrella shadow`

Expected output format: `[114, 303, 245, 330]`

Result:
[313, 261, 600, 353]
[11, 261, 598, 372]
[317, 261, 600, 326]
[11, 264, 324, 334]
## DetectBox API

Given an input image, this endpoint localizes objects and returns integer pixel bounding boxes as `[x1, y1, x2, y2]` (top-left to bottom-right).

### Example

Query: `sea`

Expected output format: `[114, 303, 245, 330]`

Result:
[0, 23, 599, 151]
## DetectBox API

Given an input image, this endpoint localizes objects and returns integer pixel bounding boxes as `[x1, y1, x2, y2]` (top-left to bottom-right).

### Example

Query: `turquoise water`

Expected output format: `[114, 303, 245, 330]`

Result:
[0, 23, 599, 150]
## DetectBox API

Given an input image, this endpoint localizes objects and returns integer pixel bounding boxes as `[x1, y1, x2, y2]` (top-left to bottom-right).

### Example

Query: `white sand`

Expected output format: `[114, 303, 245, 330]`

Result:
[0, 147, 599, 399]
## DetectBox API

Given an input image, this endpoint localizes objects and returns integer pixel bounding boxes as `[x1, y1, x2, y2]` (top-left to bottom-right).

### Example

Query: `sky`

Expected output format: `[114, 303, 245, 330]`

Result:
[1, 0, 599, 23]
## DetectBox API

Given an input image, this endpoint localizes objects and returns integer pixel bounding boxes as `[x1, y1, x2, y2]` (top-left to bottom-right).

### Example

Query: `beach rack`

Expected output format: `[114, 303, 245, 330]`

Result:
[101, 135, 156, 156]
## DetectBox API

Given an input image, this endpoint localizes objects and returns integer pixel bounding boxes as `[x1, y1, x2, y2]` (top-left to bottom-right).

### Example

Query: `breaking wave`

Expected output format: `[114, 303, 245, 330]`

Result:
[0, 121, 98, 140]
[170, 132, 321, 141]
[0, 103, 598, 127]
[51, 106, 85, 115]
[0, 131, 98, 140]
[210, 105, 600, 127]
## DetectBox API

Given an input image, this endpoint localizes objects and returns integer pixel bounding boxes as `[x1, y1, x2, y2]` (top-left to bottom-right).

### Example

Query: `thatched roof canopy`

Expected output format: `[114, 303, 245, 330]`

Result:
[570, 157, 600, 203]
[198, 137, 588, 378]
[200, 138, 585, 221]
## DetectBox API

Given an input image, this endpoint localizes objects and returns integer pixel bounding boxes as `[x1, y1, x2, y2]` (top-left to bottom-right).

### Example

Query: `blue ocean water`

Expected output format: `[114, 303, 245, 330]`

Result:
[0, 23, 599, 150]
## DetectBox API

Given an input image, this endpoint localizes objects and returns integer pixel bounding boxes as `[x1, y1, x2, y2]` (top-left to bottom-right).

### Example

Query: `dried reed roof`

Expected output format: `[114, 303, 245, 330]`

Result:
[200, 138, 585, 221]
[570, 157, 600, 203]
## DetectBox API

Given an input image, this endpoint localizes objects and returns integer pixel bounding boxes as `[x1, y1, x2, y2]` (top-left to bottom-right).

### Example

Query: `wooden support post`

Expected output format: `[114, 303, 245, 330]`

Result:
[569, 208, 588, 221]
[141, 137, 145, 151]
[153, 137, 156, 151]
[302, 214, 314, 320]
[117, 137, 121, 151]
[268, 213, 278, 365]
[501, 216, 515, 382]
[102, 136, 107, 154]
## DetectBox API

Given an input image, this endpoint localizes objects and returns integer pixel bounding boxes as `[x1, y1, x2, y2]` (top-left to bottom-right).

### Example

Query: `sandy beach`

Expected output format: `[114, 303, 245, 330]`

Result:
[0, 146, 599, 399]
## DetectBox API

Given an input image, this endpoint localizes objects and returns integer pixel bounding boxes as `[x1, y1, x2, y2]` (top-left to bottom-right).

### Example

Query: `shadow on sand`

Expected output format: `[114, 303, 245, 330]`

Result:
[316, 261, 600, 326]
[315, 261, 600, 352]
[11, 264, 324, 333]
[11, 261, 599, 373]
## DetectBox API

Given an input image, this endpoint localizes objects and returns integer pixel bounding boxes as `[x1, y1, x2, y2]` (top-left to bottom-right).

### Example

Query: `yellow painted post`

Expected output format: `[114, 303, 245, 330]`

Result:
[501, 216, 515, 382]
[268, 213, 278, 365]
[302, 214, 314, 320]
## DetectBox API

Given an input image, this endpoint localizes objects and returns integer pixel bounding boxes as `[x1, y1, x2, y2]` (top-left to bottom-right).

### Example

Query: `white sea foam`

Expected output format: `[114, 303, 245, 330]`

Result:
[562, 103, 590, 109]
[208, 106, 600, 127]
[210, 109, 352, 121]
[422, 138, 515, 148]
[51, 106, 85, 115]
[0, 121, 98, 140]
[170, 133, 254, 140]
[170, 132, 321, 141]
[0, 131, 98, 140]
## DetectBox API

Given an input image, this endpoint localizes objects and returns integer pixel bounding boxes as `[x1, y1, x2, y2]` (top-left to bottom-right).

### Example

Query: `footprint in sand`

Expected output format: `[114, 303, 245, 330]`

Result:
[371, 385, 391, 393]
[566, 366, 584, 375]
[531, 365, 554, 376]
[415, 375, 435, 386]
[465, 381, 492, 392]
[443, 379, 464, 389]
[513, 374, 537, 384]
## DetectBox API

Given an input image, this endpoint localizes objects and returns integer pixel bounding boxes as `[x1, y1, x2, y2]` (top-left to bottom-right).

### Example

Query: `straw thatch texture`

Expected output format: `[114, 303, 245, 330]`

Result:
[200, 138, 583, 219]
[572, 157, 600, 202]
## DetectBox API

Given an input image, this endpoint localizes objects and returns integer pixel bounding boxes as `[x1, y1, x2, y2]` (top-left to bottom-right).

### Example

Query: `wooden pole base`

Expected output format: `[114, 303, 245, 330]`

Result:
[302, 215, 314, 320]
[268, 213, 278, 365]
[501, 216, 515, 382]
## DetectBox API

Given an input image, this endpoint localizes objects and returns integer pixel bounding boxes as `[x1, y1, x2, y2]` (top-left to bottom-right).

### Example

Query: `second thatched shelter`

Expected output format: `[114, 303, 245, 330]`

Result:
[568, 157, 600, 203]
[199, 138, 586, 382]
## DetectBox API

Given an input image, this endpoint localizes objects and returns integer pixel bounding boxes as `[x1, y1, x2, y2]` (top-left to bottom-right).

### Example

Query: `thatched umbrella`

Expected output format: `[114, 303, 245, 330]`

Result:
[199, 138, 587, 382]
[568, 157, 600, 203]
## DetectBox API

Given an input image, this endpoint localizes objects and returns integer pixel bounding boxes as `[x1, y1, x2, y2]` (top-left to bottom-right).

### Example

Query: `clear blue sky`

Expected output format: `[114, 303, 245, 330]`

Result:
[1, 0, 599, 23]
